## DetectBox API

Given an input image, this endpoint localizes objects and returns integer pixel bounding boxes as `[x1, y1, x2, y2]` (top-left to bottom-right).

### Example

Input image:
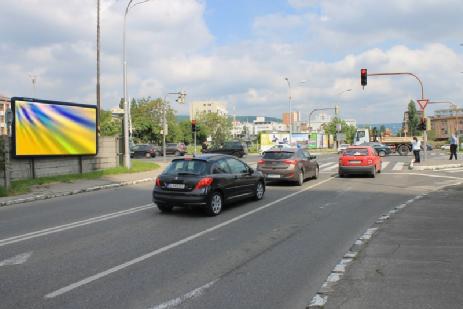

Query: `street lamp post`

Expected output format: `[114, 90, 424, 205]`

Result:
[122, 0, 153, 169]
[284, 77, 292, 144]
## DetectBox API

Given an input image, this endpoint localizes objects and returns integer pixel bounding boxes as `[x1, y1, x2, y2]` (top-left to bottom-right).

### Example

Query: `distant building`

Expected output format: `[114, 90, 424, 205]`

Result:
[282, 112, 300, 126]
[190, 101, 227, 120]
[0, 96, 10, 135]
[309, 112, 332, 132]
[344, 119, 357, 128]
[429, 108, 463, 140]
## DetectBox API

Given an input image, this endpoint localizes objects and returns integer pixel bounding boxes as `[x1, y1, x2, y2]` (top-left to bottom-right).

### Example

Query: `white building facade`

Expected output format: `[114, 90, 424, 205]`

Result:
[190, 100, 228, 120]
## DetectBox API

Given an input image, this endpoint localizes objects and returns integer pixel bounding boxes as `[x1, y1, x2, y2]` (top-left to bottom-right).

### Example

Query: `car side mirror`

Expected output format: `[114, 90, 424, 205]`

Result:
[310, 155, 317, 160]
[248, 167, 254, 174]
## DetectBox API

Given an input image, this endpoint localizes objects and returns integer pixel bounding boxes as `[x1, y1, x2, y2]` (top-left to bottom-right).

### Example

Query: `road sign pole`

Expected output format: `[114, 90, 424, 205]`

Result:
[194, 131, 197, 156]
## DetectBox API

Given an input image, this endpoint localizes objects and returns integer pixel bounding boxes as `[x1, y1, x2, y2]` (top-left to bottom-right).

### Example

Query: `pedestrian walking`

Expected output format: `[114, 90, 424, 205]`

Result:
[449, 132, 458, 160]
[411, 136, 421, 167]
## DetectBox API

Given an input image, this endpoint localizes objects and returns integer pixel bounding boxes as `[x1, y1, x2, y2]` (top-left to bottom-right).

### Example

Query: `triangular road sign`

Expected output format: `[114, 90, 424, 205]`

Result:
[417, 99, 428, 110]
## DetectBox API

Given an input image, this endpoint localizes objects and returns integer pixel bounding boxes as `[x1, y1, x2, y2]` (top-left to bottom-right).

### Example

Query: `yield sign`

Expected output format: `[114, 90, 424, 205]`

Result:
[417, 99, 428, 110]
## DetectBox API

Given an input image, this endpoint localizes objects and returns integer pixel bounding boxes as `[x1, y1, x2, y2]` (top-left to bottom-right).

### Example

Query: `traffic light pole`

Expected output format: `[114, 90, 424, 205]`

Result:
[194, 130, 197, 156]
[367, 72, 427, 161]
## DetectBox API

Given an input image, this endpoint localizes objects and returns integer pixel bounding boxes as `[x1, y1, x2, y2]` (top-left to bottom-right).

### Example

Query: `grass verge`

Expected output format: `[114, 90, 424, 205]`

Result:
[0, 161, 160, 197]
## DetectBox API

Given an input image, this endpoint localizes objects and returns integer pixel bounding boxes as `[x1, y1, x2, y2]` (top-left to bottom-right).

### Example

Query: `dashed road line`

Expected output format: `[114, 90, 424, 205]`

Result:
[44, 177, 335, 299]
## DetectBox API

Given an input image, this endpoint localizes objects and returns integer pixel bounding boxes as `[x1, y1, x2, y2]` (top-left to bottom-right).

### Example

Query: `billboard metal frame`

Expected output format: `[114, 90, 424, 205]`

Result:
[11, 97, 98, 158]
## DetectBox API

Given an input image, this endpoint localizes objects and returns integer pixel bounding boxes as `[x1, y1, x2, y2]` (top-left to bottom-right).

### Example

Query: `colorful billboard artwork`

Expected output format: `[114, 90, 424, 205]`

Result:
[13, 98, 97, 156]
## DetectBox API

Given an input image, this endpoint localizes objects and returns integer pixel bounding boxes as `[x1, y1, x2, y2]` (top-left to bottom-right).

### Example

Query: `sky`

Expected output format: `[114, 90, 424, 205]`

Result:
[1, 0, 463, 123]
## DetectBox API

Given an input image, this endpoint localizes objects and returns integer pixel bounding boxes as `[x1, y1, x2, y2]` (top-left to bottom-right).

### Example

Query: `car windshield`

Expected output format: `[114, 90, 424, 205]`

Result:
[344, 148, 369, 156]
[164, 159, 208, 176]
[262, 151, 294, 160]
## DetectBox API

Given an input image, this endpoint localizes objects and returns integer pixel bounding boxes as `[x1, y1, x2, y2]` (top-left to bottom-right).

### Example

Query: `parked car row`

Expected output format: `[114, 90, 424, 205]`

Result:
[130, 143, 186, 158]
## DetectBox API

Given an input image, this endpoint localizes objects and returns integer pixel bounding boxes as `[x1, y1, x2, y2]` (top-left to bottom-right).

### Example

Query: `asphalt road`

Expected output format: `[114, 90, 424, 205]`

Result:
[1, 152, 462, 309]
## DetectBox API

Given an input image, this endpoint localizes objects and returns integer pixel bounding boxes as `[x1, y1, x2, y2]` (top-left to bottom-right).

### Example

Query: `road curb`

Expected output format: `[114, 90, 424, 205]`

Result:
[306, 180, 463, 309]
[411, 163, 463, 171]
[0, 177, 156, 208]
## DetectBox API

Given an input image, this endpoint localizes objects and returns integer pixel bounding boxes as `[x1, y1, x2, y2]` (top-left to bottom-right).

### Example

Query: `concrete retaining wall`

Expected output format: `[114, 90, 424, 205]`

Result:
[1, 136, 120, 186]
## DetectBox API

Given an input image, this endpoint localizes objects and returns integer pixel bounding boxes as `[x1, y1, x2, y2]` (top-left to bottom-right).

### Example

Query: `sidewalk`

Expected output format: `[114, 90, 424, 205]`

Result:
[410, 157, 463, 171]
[0, 164, 167, 207]
[321, 183, 463, 309]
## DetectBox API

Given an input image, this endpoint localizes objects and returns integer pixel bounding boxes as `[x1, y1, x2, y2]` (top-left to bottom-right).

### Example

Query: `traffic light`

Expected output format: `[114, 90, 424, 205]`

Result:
[191, 119, 196, 132]
[417, 118, 427, 131]
[176, 91, 186, 104]
[361, 68, 367, 87]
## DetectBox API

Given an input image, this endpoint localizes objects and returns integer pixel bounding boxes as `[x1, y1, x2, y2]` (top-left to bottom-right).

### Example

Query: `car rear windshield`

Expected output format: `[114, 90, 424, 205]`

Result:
[262, 151, 294, 160]
[344, 148, 369, 156]
[164, 159, 208, 176]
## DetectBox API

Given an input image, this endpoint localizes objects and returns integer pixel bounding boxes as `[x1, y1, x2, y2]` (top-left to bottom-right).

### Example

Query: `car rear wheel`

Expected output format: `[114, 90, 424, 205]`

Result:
[370, 167, 376, 178]
[378, 150, 386, 157]
[145, 152, 151, 158]
[205, 192, 223, 216]
[157, 203, 173, 213]
[397, 144, 409, 156]
[253, 181, 265, 200]
[296, 170, 304, 186]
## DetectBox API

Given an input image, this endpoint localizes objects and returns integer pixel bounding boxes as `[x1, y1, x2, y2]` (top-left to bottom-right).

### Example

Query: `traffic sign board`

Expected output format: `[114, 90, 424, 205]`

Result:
[417, 99, 428, 110]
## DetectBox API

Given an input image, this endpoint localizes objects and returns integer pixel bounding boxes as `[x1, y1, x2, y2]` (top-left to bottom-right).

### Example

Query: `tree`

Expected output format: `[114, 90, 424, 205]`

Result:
[324, 117, 357, 144]
[130, 97, 180, 144]
[379, 125, 386, 136]
[100, 110, 121, 136]
[408, 100, 420, 137]
[196, 112, 232, 146]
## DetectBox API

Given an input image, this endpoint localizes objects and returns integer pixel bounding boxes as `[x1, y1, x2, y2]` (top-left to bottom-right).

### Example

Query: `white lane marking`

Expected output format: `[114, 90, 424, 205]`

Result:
[319, 162, 336, 168]
[0, 204, 155, 248]
[44, 177, 335, 299]
[323, 163, 339, 171]
[392, 162, 404, 171]
[149, 280, 218, 309]
[0, 251, 33, 267]
[382, 172, 463, 180]
[381, 162, 390, 170]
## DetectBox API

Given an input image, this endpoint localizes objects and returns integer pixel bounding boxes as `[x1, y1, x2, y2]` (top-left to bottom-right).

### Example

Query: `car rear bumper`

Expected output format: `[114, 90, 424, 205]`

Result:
[257, 168, 297, 181]
[339, 165, 374, 174]
[152, 189, 209, 206]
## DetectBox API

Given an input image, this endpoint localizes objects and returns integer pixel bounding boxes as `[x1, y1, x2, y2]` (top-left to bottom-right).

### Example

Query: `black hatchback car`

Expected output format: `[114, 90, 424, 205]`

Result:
[130, 144, 161, 158]
[153, 154, 265, 216]
[202, 141, 248, 158]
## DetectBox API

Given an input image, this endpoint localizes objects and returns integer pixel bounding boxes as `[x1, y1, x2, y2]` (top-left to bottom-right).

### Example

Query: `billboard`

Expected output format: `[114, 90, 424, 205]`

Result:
[12, 98, 97, 157]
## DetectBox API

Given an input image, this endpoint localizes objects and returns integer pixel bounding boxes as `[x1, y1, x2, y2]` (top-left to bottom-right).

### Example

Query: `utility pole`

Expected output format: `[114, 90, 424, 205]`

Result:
[96, 0, 101, 134]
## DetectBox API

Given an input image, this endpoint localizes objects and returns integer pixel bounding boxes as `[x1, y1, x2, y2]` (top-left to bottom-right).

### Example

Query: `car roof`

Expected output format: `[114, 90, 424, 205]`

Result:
[264, 148, 297, 152]
[176, 154, 237, 161]
[347, 146, 371, 149]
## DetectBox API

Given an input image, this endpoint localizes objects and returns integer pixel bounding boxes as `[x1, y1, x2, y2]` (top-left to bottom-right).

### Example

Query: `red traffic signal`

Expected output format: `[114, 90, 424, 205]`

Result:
[361, 68, 367, 87]
[191, 119, 196, 132]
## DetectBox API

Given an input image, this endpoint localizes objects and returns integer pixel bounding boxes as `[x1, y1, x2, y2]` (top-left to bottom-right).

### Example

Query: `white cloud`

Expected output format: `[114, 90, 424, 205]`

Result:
[1, 0, 463, 125]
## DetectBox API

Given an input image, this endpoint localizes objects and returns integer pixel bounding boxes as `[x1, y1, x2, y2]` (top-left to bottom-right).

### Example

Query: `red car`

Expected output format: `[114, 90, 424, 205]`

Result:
[338, 146, 382, 178]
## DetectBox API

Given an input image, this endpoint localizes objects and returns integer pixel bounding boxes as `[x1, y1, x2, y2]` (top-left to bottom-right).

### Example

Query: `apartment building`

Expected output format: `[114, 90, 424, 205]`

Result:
[190, 101, 228, 120]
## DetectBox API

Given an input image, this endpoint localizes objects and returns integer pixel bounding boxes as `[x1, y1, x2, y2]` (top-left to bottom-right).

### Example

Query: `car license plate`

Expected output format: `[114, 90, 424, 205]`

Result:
[166, 183, 185, 189]
[267, 174, 281, 179]
[349, 160, 361, 164]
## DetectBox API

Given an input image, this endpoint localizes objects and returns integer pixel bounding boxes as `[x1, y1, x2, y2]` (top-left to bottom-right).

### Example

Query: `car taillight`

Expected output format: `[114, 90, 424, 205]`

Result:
[257, 159, 265, 165]
[195, 177, 213, 190]
[283, 159, 297, 165]
[155, 177, 161, 187]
